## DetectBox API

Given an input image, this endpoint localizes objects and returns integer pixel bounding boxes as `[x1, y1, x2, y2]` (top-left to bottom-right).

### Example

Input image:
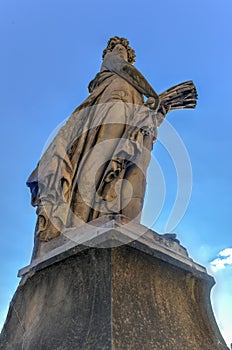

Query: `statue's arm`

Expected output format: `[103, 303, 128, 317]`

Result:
[102, 52, 160, 110]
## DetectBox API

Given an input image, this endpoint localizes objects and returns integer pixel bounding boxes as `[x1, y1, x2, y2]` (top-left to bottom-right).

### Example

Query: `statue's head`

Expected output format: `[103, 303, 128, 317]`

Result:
[102, 36, 136, 64]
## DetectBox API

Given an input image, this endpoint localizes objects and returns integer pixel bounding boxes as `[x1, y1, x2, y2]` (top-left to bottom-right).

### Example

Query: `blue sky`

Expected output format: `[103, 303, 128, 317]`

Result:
[1, 0, 232, 345]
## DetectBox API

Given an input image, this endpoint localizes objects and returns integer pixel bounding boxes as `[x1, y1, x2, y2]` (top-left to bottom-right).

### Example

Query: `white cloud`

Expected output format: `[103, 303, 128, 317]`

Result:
[210, 248, 232, 272]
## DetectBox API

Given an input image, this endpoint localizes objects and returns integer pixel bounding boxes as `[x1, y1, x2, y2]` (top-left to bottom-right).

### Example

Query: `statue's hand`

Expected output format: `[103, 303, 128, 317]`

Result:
[144, 97, 160, 111]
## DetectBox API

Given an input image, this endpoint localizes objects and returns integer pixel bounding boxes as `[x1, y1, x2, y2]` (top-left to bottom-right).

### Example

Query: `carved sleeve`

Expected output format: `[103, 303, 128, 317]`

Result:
[102, 52, 160, 110]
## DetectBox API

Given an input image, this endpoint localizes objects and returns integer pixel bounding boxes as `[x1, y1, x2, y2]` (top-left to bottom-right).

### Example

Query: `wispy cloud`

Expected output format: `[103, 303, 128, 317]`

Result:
[210, 248, 232, 271]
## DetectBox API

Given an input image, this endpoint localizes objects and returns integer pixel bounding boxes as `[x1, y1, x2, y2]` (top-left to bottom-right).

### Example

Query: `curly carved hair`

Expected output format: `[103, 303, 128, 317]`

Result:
[102, 36, 136, 64]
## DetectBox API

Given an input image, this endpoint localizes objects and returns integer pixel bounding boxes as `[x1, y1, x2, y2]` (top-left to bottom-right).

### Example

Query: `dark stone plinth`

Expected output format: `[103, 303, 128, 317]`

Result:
[0, 224, 229, 350]
[1, 249, 112, 350]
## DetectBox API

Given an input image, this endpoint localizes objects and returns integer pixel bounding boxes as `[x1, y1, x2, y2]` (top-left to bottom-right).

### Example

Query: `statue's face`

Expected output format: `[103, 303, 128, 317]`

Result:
[112, 44, 128, 61]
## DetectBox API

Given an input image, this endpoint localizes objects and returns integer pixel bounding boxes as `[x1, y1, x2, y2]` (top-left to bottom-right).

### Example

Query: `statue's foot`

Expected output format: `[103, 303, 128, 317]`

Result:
[35, 214, 61, 241]
[39, 223, 61, 241]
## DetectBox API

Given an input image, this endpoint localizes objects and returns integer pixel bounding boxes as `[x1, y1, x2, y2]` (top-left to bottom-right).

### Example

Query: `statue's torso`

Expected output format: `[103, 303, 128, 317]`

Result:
[98, 73, 144, 105]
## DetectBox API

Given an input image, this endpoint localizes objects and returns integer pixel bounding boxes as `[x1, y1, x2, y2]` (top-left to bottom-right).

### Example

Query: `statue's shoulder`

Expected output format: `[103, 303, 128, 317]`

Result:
[88, 70, 115, 93]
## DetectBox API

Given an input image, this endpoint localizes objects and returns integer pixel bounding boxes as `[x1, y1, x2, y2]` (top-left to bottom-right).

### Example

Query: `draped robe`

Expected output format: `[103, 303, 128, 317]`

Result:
[27, 52, 164, 241]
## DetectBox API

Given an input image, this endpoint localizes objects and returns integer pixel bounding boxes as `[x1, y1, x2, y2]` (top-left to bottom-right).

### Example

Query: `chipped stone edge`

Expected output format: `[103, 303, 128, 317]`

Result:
[18, 220, 208, 280]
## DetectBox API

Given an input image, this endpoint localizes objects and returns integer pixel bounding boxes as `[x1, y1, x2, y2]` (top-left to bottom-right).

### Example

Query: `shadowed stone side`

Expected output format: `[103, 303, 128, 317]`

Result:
[0, 249, 112, 350]
[0, 241, 228, 349]
[111, 246, 227, 350]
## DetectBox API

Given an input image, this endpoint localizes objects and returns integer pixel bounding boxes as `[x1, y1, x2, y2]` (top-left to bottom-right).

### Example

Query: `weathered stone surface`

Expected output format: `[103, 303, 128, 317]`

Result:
[0, 227, 228, 350]
[1, 249, 112, 350]
[111, 246, 226, 349]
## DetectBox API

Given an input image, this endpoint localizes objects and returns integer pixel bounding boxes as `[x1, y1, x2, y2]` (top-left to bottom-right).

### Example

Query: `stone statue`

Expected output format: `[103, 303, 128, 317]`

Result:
[27, 36, 197, 245]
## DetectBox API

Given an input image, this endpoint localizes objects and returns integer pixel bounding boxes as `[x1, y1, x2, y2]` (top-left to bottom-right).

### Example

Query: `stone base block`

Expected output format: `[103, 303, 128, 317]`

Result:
[0, 222, 228, 349]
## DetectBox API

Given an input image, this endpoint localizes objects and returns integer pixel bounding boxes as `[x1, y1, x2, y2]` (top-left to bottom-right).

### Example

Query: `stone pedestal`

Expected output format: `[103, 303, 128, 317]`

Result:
[0, 219, 229, 349]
